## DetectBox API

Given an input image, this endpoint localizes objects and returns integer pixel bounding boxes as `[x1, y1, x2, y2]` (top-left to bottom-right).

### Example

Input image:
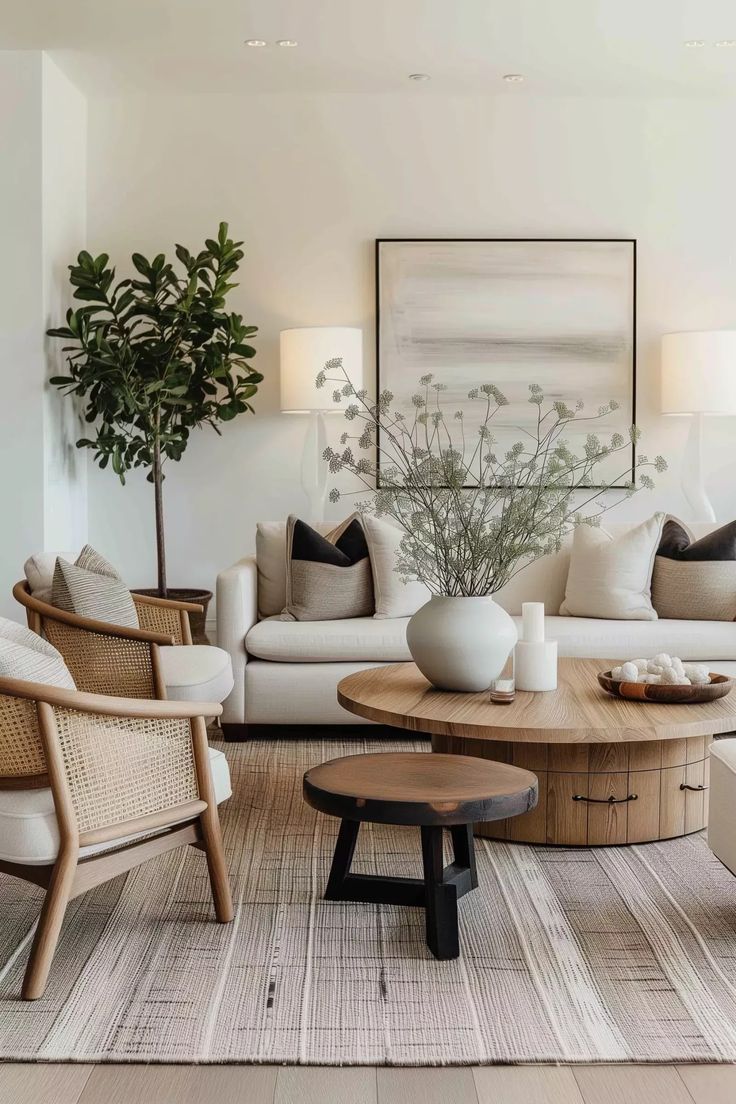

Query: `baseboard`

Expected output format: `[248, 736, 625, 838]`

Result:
[221, 723, 430, 743]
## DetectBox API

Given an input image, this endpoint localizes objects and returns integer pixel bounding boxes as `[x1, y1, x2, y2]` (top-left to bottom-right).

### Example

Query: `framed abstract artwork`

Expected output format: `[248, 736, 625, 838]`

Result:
[375, 238, 636, 488]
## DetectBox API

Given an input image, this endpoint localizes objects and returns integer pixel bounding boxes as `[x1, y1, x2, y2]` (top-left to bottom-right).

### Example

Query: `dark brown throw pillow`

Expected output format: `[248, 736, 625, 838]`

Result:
[281, 515, 374, 621]
[652, 517, 736, 620]
[658, 518, 736, 560]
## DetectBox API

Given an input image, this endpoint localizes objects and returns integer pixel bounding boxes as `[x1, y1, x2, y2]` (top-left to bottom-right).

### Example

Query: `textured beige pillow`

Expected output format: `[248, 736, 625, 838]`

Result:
[559, 514, 665, 620]
[281, 515, 374, 622]
[652, 557, 736, 620]
[51, 545, 139, 628]
[361, 514, 431, 619]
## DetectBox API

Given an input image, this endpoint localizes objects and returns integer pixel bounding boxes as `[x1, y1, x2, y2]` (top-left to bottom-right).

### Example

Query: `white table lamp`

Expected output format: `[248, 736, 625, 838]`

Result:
[280, 327, 363, 519]
[661, 330, 736, 522]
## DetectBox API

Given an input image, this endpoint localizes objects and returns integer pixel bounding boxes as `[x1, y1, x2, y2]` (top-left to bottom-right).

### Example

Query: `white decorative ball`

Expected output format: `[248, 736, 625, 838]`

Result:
[621, 661, 639, 682]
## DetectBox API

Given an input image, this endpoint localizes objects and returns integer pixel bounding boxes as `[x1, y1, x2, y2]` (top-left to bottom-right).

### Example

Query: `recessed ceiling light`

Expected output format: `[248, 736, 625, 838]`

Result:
[276, 39, 298, 47]
[684, 40, 707, 47]
[503, 73, 525, 82]
[409, 73, 431, 81]
[715, 39, 736, 46]
[244, 39, 267, 47]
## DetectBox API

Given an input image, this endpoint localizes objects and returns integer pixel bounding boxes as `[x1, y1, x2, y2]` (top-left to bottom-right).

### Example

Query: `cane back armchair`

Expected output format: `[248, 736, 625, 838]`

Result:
[13, 582, 232, 705]
[0, 674, 233, 1000]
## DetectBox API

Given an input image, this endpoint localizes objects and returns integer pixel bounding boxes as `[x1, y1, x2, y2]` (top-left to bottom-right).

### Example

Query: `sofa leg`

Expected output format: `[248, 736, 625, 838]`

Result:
[221, 723, 250, 742]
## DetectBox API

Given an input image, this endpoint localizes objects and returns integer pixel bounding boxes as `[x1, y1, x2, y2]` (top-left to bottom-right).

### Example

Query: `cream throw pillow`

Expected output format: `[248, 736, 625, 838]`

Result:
[361, 514, 431, 619]
[559, 514, 665, 620]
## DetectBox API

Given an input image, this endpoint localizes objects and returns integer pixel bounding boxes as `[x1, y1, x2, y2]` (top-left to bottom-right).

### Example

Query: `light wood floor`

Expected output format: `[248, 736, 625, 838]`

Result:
[1, 1063, 736, 1104]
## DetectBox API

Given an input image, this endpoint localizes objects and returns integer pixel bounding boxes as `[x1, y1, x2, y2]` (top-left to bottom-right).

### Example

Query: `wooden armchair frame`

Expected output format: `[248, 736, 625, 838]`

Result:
[13, 581, 203, 699]
[0, 676, 233, 1000]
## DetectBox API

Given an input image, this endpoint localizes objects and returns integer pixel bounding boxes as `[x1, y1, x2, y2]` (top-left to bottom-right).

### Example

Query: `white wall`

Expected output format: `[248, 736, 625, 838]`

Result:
[85, 92, 736, 602]
[0, 53, 46, 618]
[0, 52, 87, 619]
[42, 55, 88, 555]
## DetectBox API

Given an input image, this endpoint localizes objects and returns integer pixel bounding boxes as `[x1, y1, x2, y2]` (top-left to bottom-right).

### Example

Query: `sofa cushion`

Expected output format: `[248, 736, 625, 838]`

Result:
[0, 746, 231, 866]
[282, 515, 374, 621]
[158, 645, 234, 703]
[560, 515, 665, 620]
[247, 616, 412, 662]
[246, 613, 736, 664]
[361, 514, 431, 618]
[256, 520, 334, 617]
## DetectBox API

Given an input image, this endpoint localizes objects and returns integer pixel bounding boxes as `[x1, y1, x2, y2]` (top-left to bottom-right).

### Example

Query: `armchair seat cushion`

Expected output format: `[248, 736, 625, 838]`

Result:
[0, 747, 231, 866]
[158, 645, 234, 703]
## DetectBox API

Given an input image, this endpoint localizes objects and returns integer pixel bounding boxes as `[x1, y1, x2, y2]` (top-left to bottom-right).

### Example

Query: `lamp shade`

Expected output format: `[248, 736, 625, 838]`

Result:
[661, 330, 736, 415]
[280, 327, 363, 412]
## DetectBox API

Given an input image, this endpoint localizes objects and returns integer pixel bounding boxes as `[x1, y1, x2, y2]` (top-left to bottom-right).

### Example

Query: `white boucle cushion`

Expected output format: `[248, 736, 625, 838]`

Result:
[560, 514, 665, 620]
[0, 616, 75, 688]
[51, 545, 139, 628]
[361, 514, 431, 619]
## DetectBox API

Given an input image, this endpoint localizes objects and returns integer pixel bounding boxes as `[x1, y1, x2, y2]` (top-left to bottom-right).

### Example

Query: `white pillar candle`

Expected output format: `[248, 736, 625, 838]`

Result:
[521, 602, 545, 644]
[514, 640, 558, 692]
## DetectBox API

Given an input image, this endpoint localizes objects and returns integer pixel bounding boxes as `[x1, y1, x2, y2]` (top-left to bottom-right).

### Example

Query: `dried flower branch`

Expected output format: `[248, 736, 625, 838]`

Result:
[319, 361, 666, 597]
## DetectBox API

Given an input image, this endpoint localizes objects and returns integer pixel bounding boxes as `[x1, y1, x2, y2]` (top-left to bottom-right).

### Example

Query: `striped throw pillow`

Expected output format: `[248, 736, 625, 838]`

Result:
[0, 616, 75, 688]
[51, 545, 139, 628]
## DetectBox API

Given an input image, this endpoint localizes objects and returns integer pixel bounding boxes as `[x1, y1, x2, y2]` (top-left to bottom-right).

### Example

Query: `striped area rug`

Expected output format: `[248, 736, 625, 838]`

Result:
[2, 736, 736, 1064]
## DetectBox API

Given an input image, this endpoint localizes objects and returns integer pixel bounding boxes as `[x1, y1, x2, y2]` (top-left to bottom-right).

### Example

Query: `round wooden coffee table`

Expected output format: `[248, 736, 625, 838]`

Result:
[337, 659, 736, 847]
[303, 752, 537, 959]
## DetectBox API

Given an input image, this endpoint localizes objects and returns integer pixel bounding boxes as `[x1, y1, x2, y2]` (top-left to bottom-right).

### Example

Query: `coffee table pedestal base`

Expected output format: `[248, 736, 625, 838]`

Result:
[432, 733, 712, 846]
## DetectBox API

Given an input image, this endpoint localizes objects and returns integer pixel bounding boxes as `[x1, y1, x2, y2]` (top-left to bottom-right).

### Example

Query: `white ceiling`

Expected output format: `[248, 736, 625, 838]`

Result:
[2, 0, 736, 97]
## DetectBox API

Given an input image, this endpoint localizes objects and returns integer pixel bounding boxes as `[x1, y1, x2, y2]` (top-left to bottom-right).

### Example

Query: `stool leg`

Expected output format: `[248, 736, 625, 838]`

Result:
[421, 826, 459, 960]
[325, 819, 360, 900]
[450, 823, 478, 889]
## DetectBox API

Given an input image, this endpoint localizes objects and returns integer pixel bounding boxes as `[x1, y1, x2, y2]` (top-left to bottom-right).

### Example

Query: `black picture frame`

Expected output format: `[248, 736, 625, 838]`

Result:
[374, 237, 637, 490]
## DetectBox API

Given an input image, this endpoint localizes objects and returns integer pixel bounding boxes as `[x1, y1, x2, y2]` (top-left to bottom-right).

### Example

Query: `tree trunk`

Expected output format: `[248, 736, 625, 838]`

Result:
[153, 437, 167, 598]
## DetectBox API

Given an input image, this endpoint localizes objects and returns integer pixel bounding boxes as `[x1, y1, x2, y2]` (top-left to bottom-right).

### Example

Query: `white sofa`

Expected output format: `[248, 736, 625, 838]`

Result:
[217, 521, 736, 737]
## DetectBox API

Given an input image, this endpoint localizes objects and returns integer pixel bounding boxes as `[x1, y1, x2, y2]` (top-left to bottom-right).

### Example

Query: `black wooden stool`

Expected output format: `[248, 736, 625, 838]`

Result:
[303, 751, 537, 960]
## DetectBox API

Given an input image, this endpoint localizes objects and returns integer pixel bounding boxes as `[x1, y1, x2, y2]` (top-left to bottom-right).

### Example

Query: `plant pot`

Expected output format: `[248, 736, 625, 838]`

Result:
[406, 595, 518, 693]
[133, 588, 212, 644]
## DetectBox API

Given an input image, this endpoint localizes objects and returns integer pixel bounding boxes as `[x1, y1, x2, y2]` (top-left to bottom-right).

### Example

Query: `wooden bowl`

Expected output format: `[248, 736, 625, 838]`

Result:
[597, 670, 734, 703]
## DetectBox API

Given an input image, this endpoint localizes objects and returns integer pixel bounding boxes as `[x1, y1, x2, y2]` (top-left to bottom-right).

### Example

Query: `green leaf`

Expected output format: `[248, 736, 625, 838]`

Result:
[131, 253, 150, 276]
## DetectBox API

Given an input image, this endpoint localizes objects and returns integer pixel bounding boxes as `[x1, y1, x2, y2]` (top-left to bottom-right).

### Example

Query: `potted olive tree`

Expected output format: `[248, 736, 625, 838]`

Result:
[48, 223, 261, 634]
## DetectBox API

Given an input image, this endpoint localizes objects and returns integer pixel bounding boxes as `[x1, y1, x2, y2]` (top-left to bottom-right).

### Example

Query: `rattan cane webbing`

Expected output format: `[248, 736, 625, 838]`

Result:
[133, 599, 184, 644]
[53, 708, 198, 834]
[43, 620, 155, 698]
[0, 694, 45, 778]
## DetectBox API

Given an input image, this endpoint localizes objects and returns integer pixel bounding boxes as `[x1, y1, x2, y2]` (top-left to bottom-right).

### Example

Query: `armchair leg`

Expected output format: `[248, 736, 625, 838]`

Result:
[199, 808, 234, 923]
[22, 848, 77, 1000]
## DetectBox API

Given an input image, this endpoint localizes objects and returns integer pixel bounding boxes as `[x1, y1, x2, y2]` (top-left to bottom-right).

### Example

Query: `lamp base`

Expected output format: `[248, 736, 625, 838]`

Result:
[682, 413, 716, 523]
[301, 410, 328, 522]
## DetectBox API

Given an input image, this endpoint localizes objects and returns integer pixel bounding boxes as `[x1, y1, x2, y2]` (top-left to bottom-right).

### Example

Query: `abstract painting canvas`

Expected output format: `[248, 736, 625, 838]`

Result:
[376, 239, 636, 487]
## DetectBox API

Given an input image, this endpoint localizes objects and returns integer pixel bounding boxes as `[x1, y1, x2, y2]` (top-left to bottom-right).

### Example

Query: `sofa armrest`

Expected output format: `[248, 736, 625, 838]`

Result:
[216, 556, 258, 724]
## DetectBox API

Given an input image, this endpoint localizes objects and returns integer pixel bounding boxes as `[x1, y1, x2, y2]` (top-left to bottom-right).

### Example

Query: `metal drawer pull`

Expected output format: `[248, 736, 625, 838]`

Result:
[680, 783, 707, 792]
[572, 793, 638, 804]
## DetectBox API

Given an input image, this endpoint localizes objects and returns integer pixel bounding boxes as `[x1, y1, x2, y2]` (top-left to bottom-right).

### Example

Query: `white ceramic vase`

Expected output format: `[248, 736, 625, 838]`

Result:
[406, 595, 518, 693]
